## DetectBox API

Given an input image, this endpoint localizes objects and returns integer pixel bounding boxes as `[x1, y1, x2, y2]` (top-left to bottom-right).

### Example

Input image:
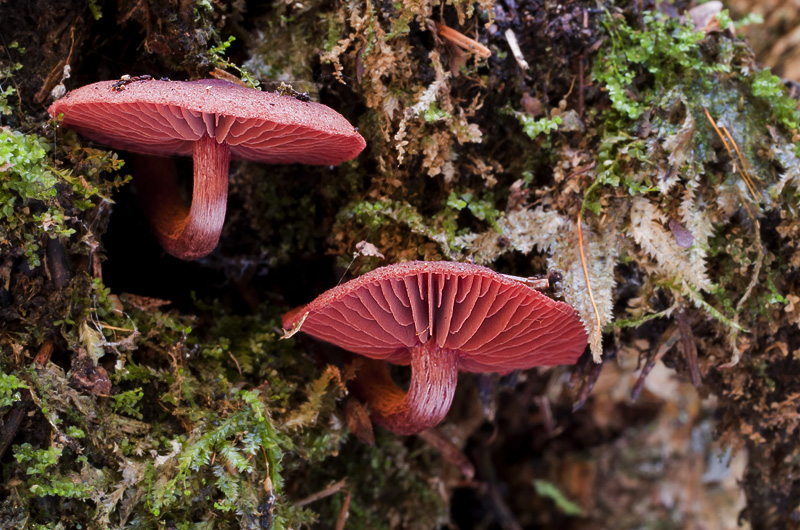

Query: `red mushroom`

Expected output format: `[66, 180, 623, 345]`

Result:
[48, 78, 365, 260]
[282, 261, 588, 435]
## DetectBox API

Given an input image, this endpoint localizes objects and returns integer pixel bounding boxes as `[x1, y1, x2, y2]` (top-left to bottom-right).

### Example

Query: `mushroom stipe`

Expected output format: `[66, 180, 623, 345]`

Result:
[49, 78, 365, 260]
[282, 261, 589, 435]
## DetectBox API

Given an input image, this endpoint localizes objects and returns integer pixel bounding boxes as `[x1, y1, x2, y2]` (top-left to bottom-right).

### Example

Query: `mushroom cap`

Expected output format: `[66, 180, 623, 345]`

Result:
[48, 79, 366, 164]
[283, 261, 588, 373]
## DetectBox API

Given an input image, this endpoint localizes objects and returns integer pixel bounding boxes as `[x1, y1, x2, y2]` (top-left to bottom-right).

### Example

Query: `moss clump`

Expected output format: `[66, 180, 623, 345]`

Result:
[0, 31, 447, 527]
[6, 0, 800, 527]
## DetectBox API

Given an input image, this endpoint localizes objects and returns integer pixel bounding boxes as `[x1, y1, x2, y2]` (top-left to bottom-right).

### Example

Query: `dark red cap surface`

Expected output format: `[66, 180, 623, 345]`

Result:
[283, 261, 588, 373]
[48, 79, 366, 164]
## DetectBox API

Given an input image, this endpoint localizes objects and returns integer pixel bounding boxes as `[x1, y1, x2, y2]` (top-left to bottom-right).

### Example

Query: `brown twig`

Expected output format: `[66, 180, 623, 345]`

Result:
[335, 489, 352, 530]
[631, 325, 681, 400]
[227, 350, 243, 376]
[433, 20, 492, 59]
[209, 68, 249, 87]
[567, 161, 596, 180]
[418, 428, 475, 480]
[34, 24, 77, 104]
[293, 478, 348, 508]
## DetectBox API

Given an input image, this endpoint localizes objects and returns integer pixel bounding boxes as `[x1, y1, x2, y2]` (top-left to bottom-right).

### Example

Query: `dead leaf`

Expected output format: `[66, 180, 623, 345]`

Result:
[355, 241, 385, 259]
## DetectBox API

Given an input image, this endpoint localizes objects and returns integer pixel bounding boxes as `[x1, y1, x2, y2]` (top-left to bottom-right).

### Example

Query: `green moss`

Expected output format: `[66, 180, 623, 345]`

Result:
[7, 1, 800, 527]
[13, 443, 93, 499]
[0, 372, 27, 409]
[749, 68, 800, 132]
[335, 197, 484, 262]
[593, 9, 729, 120]
[0, 124, 128, 268]
[503, 106, 562, 140]
[206, 35, 260, 89]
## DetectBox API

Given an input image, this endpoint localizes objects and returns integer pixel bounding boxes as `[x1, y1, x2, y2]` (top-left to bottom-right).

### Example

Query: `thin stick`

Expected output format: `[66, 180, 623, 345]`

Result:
[418, 428, 475, 480]
[563, 74, 577, 100]
[227, 351, 243, 376]
[500, 274, 549, 290]
[504, 29, 529, 70]
[566, 161, 596, 180]
[97, 323, 136, 333]
[433, 21, 491, 58]
[702, 107, 759, 202]
[631, 324, 681, 400]
[293, 478, 348, 508]
[720, 125, 759, 201]
[335, 490, 352, 530]
[209, 68, 248, 87]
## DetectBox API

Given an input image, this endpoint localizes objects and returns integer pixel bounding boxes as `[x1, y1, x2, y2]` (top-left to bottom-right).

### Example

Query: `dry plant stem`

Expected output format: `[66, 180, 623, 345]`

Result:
[433, 21, 492, 58]
[631, 325, 681, 400]
[577, 212, 603, 359]
[702, 107, 759, 202]
[721, 125, 758, 199]
[293, 478, 348, 507]
[132, 134, 230, 260]
[418, 428, 475, 480]
[335, 490, 351, 530]
[356, 344, 458, 435]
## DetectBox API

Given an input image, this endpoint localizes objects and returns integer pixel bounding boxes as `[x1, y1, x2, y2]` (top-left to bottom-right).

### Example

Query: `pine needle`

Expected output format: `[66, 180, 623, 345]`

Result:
[702, 107, 759, 203]
[720, 125, 759, 201]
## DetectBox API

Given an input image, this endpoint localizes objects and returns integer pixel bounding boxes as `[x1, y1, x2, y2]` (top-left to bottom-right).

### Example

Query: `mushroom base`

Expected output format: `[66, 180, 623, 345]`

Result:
[355, 344, 458, 435]
[132, 134, 230, 260]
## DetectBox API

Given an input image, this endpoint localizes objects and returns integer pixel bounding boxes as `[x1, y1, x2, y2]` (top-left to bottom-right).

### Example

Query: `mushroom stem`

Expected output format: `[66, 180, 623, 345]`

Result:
[355, 344, 458, 435]
[132, 134, 230, 260]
